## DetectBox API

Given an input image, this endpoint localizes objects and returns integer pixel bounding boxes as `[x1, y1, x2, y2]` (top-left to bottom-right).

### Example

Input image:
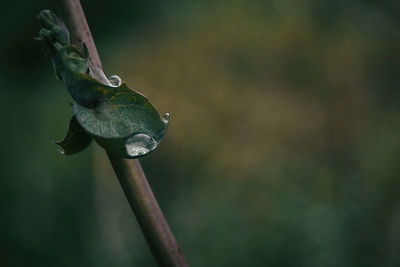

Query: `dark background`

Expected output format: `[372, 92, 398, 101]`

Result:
[1, 0, 400, 266]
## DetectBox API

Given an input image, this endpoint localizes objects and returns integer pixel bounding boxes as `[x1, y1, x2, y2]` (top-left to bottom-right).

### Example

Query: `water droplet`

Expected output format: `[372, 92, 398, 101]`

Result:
[108, 75, 122, 87]
[125, 133, 157, 157]
[52, 141, 65, 155]
[162, 112, 170, 124]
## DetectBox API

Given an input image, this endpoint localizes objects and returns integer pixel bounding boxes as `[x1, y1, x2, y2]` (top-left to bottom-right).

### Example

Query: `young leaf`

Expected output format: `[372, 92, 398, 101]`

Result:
[38, 10, 169, 158]
[54, 116, 93, 155]
[72, 81, 170, 158]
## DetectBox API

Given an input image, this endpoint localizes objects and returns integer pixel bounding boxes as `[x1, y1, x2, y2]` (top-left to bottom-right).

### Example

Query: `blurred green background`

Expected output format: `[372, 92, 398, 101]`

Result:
[1, 0, 400, 266]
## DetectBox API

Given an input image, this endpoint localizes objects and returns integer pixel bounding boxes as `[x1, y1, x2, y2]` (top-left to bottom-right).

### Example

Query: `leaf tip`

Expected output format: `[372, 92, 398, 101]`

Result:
[52, 140, 66, 155]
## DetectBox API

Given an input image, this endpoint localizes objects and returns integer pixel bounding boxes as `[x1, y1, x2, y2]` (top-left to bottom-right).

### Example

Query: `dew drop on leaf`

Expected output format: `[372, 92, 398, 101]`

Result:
[162, 113, 170, 124]
[108, 75, 122, 87]
[125, 133, 158, 157]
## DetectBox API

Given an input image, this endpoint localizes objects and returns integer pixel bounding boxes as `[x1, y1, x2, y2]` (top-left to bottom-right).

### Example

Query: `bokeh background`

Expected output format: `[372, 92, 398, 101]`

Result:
[1, 0, 400, 266]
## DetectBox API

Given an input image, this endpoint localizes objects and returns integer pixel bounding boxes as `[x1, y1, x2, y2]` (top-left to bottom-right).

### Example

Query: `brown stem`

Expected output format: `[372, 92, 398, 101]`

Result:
[58, 0, 188, 266]
[59, 0, 108, 83]
[108, 155, 188, 267]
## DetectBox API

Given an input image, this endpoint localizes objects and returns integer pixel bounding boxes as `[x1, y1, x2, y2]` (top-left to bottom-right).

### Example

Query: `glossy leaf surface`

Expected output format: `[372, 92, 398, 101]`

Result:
[38, 10, 169, 158]
[54, 116, 93, 155]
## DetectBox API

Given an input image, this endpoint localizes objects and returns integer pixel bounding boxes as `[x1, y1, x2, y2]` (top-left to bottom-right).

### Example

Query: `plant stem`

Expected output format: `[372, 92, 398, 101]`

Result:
[108, 154, 188, 267]
[58, 1, 188, 266]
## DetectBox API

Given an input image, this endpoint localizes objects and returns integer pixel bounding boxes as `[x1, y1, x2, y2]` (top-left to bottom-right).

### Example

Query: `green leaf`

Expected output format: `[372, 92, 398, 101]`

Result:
[72, 80, 170, 158]
[38, 10, 169, 158]
[54, 116, 93, 155]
